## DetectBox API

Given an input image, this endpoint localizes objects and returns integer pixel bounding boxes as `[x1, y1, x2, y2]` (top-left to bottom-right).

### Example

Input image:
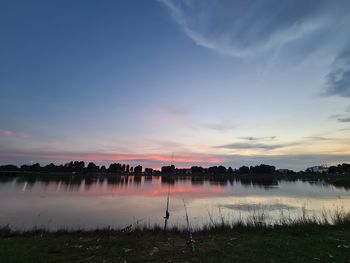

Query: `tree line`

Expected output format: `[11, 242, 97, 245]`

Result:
[0, 162, 277, 175]
[160, 164, 277, 175]
[328, 163, 350, 174]
[0, 161, 143, 174]
[1, 161, 350, 176]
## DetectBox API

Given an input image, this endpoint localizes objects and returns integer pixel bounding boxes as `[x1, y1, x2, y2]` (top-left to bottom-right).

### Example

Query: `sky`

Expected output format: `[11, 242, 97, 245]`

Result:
[1, 0, 350, 171]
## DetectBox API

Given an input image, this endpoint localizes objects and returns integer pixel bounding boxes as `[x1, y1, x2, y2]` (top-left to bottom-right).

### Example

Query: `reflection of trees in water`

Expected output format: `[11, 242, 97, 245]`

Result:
[161, 176, 175, 185]
[133, 175, 142, 186]
[16, 176, 37, 190]
[160, 175, 279, 188]
[144, 176, 152, 182]
[6, 173, 350, 190]
[209, 175, 231, 186]
[0, 173, 18, 182]
[191, 177, 204, 185]
[238, 177, 279, 188]
[106, 176, 123, 185]
[7, 174, 280, 188]
[0, 177, 14, 183]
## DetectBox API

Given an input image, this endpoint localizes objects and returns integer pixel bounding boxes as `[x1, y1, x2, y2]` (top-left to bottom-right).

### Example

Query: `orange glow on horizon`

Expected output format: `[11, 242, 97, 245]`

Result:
[84, 154, 222, 165]
[0, 151, 223, 168]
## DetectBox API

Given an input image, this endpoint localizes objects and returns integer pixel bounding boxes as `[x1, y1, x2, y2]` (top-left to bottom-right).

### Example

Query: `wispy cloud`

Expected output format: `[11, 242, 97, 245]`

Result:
[325, 49, 350, 97]
[304, 136, 334, 141]
[1, 130, 13, 137]
[329, 111, 350, 123]
[158, 0, 345, 57]
[215, 142, 296, 151]
[202, 121, 235, 131]
[150, 105, 191, 128]
[213, 135, 305, 151]
[329, 114, 342, 119]
[239, 136, 276, 141]
[337, 117, 350, 123]
[1, 130, 30, 140]
[162, 105, 188, 116]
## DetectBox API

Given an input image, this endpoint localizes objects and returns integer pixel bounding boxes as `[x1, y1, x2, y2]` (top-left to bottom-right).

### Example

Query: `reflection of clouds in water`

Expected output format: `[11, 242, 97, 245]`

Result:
[1, 177, 350, 230]
[221, 203, 297, 211]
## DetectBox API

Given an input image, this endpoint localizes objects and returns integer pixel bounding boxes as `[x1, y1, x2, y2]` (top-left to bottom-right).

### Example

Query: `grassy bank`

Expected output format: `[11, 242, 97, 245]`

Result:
[1, 223, 350, 263]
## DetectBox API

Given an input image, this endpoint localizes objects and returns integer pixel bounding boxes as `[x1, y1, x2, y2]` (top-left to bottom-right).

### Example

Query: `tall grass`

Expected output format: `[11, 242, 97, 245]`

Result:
[1, 208, 349, 237]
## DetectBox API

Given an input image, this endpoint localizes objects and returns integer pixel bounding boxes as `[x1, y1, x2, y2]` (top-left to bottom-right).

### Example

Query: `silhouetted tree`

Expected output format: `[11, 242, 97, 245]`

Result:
[44, 163, 57, 172]
[238, 166, 250, 174]
[0, 164, 19, 171]
[328, 163, 350, 174]
[19, 163, 41, 172]
[108, 163, 122, 173]
[208, 165, 226, 174]
[145, 168, 153, 174]
[74, 161, 85, 173]
[191, 166, 204, 174]
[62, 161, 85, 173]
[250, 164, 275, 174]
[161, 165, 175, 174]
[87, 162, 99, 173]
[134, 165, 142, 173]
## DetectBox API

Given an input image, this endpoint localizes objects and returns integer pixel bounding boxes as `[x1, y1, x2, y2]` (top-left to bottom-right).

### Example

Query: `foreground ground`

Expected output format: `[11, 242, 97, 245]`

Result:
[1, 225, 350, 263]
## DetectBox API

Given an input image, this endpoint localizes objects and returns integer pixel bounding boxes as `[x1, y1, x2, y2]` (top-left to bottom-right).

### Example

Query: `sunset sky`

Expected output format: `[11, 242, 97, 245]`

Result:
[1, 0, 350, 170]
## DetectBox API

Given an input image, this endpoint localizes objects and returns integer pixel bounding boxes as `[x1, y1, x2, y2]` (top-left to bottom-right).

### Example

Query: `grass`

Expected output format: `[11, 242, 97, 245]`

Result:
[1, 213, 350, 263]
[1, 225, 350, 262]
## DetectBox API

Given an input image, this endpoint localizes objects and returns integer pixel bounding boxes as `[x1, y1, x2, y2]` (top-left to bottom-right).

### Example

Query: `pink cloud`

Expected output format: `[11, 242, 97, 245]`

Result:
[84, 154, 221, 164]
[1, 130, 30, 140]
[0, 150, 222, 168]
[17, 132, 31, 139]
[1, 130, 14, 137]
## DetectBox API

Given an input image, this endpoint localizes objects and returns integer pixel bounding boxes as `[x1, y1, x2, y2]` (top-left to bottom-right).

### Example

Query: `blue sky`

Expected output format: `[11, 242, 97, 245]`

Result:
[1, 0, 350, 170]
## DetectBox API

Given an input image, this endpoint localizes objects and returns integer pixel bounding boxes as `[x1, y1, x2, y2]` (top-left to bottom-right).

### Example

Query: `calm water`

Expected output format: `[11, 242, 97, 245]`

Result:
[0, 176, 349, 230]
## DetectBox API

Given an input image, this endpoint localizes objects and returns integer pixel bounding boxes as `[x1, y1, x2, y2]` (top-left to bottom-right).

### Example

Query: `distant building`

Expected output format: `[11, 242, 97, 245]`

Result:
[306, 166, 328, 173]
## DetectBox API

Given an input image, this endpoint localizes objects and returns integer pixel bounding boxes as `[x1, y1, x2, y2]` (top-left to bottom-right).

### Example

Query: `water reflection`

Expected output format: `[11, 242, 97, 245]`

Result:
[1, 175, 283, 191]
[0, 176, 349, 230]
[9, 176, 283, 196]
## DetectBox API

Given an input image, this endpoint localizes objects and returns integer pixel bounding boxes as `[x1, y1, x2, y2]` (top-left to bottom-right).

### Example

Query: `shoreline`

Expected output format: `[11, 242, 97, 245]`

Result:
[2, 209, 350, 234]
[1, 224, 350, 262]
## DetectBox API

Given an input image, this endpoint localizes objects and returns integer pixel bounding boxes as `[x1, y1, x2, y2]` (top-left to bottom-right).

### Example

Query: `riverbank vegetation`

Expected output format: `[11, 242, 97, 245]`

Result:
[1, 161, 350, 189]
[1, 215, 350, 263]
[2, 162, 350, 176]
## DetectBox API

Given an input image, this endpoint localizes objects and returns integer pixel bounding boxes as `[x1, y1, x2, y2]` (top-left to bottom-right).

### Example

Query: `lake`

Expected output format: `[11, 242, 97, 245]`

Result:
[0, 176, 349, 230]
